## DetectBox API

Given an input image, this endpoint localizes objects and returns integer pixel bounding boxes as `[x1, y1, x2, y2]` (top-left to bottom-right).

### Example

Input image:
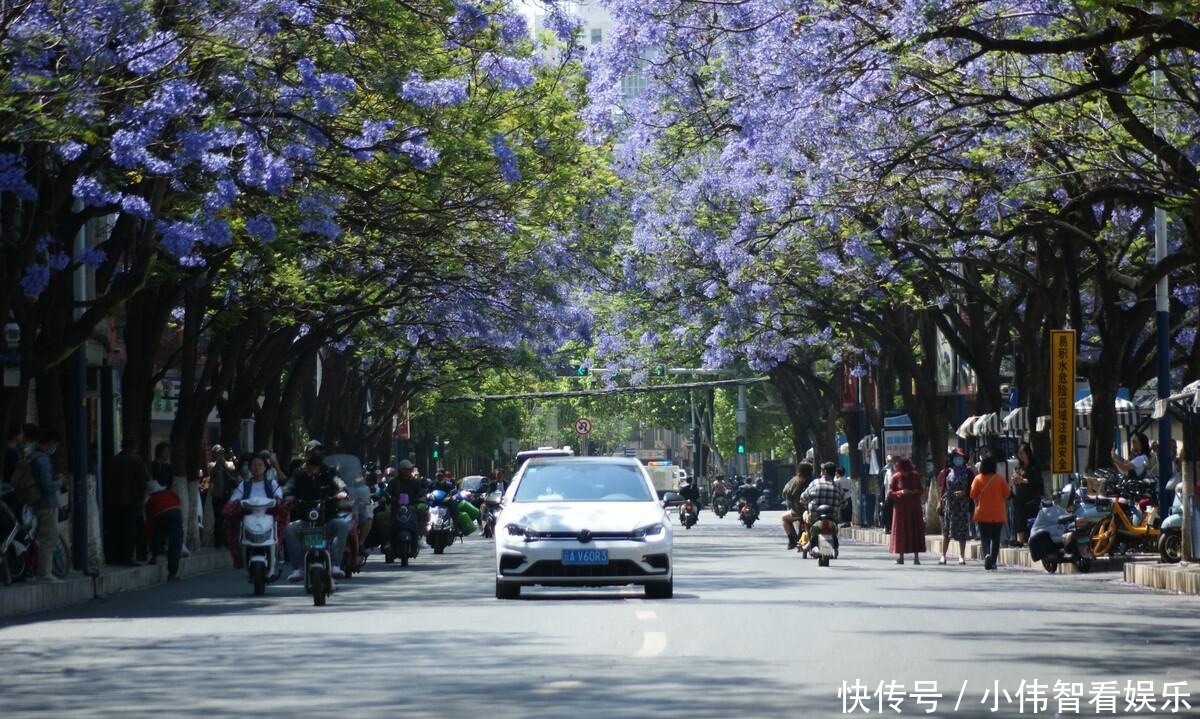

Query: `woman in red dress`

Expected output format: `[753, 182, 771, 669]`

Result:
[889, 457, 926, 565]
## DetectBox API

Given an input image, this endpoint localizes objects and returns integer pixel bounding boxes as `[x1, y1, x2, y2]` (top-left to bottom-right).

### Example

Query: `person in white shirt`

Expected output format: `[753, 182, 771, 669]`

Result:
[223, 452, 286, 567]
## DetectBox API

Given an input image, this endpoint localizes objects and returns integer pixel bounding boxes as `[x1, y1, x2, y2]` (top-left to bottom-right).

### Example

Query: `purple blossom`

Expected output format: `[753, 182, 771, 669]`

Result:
[481, 54, 535, 91]
[20, 263, 50, 299]
[0, 153, 37, 201]
[159, 220, 202, 257]
[400, 72, 469, 108]
[298, 193, 342, 239]
[48, 252, 70, 271]
[56, 141, 87, 162]
[400, 133, 440, 170]
[121, 194, 153, 219]
[120, 30, 181, 75]
[82, 247, 107, 268]
[1173, 284, 1197, 308]
[497, 13, 529, 44]
[246, 214, 277, 243]
[490, 134, 520, 183]
[543, 7, 582, 42]
[324, 21, 356, 45]
[72, 176, 121, 207]
[450, 2, 490, 38]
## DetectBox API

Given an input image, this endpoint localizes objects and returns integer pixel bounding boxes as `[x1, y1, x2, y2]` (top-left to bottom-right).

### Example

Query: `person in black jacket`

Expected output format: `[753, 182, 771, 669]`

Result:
[282, 442, 349, 582]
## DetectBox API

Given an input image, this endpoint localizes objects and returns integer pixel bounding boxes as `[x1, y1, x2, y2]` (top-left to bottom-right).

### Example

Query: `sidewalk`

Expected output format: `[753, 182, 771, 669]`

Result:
[842, 527, 1151, 576]
[0, 548, 232, 620]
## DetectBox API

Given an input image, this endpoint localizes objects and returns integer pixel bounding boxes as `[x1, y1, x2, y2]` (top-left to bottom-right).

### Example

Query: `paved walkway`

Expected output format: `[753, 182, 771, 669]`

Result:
[844, 526, 1200, 594]
[0, 548, 232, 618]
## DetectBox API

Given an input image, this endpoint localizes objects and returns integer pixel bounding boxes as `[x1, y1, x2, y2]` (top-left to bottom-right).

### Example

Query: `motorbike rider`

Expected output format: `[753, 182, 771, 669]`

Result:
[781, 462, 814, 549]
[386, 460, 427, 536]
[485, 467, 508, 495]
[283, 440, 350, 582]
[678, 477, 700, 504]
[799, 462, 844, 557]
[223, 451, 287, 568]
[737, 477, 761, 511]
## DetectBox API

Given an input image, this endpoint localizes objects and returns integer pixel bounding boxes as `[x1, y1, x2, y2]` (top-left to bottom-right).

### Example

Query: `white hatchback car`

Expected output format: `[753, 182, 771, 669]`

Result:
[494, 457, 673, 599]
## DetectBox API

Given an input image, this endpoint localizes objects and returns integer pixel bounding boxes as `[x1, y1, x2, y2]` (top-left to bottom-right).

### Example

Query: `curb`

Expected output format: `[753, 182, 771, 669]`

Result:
[842, 527, 1145, 575]
[1123, 562, 1200, 595]
[1, 549, 233, 619]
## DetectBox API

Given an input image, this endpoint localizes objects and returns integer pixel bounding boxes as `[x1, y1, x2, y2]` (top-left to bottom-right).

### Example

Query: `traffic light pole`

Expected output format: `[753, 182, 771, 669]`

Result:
[737, 384, 747, 477]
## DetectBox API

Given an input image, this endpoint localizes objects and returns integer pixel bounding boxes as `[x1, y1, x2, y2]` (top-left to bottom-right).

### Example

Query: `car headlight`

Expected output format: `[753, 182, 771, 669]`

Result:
[631, 523, 666, 540]
[505, 523, 538, 541]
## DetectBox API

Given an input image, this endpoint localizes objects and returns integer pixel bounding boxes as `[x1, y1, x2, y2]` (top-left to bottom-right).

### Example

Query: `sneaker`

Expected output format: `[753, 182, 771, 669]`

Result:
[180, 545, 191, 558]
[938, 556, 947, 565]
[287, 569, 303, 583]
[958, 557, 966, 565]
[331, 565, 346, 579]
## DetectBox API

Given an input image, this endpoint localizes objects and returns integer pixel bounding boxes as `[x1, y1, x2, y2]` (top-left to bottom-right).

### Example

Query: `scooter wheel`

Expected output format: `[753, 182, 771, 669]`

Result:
[252, 563, 267, 596]
[310, 567, 326, 606]
[818, 556, 830, 567]
[1041, 558, 1059, 574]
[1074, 557, 1092, 574]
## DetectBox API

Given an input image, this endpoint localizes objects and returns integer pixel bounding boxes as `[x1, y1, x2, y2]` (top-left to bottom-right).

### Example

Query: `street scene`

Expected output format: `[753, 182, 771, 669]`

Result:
[3, 515, 1198, 719]
[2, 0, 1200, 717]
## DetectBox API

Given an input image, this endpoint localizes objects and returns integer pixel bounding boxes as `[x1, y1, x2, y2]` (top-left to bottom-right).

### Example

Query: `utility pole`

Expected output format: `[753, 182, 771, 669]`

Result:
[1153, 68, 1173, 509]
[737, 383, 747, 477]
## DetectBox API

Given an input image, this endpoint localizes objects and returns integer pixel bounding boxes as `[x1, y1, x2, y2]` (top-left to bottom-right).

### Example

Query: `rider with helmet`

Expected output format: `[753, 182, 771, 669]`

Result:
[283, 440, 351, 582]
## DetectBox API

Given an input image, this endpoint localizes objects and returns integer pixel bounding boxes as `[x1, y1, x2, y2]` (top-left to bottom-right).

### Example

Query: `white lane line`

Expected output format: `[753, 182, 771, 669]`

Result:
[533, 680, 585, 695]
[635, 610, 657, 621]
[634, 631, 667, 658]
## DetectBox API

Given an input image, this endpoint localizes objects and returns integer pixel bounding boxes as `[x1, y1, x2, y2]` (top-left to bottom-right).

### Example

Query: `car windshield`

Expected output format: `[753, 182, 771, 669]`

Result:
[513, 463, 653, 503]
[461, 476, 485, 492]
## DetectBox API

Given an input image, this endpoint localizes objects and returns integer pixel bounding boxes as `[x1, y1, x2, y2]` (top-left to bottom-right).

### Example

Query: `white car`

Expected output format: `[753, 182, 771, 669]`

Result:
[494, 457, 673, 599]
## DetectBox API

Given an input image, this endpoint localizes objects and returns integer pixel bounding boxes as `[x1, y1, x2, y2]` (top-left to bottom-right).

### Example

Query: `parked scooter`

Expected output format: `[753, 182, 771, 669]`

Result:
[240, 496, 279, 595]
[295, 499, 335, 606]
[1028, 497, 1094, 574]
[1088, 471, 1161, 556]
[0, 483, 66, 585]
[678, 500, 699, 529]
[1159, 480, 1183, 564]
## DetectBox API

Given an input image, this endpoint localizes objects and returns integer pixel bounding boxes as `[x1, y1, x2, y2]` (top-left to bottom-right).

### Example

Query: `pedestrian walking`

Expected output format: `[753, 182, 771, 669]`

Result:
[1011, 443, 1043, 547]
[208, 444, 236, 549]
[937, 448, 972, 565]
[145, 477, 183, 581]
[104, 437, 150, 565]
[970, 454, 1010, 570]
[29, 428, 63, 582]
[888, 457, 925, 564]
[834, 466, 853, 526]
[879, 455, 894, 532]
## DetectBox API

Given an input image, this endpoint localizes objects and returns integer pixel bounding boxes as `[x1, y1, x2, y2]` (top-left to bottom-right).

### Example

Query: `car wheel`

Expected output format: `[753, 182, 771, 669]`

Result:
[496, 580, 520, 599]
[645, 579, 673, 599]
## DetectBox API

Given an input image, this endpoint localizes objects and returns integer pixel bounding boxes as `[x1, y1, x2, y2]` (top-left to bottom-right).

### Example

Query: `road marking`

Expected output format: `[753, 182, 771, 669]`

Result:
[533, 680, 584, 695]
[634, 631, 667, 658]
[635, 610, 657, 621]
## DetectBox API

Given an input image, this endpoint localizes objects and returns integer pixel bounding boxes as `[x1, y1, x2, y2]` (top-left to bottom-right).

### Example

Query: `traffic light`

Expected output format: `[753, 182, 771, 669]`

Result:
[736, 435, 746, 455]
[555, 362, 589, 377]
[433, 437, 441, 459]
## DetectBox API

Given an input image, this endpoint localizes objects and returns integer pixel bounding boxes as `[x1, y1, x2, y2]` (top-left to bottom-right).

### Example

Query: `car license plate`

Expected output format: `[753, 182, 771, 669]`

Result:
[302, 533, 326, 550]
[562, 549, 608, 565]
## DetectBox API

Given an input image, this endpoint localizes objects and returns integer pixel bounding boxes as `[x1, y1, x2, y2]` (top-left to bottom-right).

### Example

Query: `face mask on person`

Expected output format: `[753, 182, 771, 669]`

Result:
[952, 456, 964, 467]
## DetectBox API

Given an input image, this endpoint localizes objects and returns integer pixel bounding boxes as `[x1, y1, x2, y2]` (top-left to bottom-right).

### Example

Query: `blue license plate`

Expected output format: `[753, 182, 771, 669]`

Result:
[562, 549, 608, 565]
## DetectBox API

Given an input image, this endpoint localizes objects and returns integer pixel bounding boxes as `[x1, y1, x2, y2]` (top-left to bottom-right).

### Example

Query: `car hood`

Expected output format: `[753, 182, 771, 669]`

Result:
[501, 502, 665, 533]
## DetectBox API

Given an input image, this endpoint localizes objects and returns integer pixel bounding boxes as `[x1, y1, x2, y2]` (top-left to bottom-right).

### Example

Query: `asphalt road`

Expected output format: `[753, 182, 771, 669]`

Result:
[2, 511, 1198, 718]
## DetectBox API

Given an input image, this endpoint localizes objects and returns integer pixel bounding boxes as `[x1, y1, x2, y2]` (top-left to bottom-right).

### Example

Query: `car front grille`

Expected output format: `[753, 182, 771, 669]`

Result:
[529, 531, 636, 541]
[519, 560, 649, 578]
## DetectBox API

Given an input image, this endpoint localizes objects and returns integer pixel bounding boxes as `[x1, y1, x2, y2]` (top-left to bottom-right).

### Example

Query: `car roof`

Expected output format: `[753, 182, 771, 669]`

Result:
[521, 456, 644, 468]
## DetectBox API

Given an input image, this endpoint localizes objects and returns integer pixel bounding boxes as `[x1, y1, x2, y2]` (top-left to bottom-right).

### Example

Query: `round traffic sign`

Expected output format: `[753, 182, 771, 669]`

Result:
[573, 417, 593, 436]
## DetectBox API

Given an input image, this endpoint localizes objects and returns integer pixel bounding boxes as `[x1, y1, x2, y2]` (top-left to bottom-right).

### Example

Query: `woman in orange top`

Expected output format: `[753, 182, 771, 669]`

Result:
[969, 454, 1010, 571]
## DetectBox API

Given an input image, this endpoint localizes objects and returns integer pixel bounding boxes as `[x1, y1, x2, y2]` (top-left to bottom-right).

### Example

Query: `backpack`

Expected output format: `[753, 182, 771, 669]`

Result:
[10, 456, 40, 507]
